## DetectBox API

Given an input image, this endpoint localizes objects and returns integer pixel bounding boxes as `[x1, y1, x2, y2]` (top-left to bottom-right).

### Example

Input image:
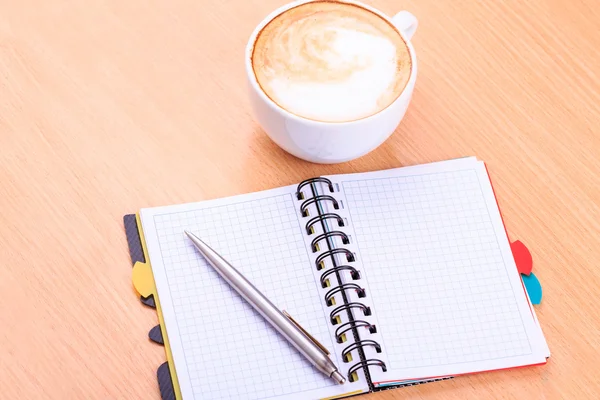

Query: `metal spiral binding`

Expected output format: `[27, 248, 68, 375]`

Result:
[342, 340, 381, 362]
[315, 249, 355, 270]
[320, 266, 360, 288]
[295, 177, 386, 385]
[299, 195, 339, 217]
[330, 303, 371, 324]
[324, 283, 366, 306]
[348, 360, 387, 382]
[296, 178, 334, 199]
[310, 231, 349, 252]
[305, 214, 345, 234]
[334, 321, 377, 343]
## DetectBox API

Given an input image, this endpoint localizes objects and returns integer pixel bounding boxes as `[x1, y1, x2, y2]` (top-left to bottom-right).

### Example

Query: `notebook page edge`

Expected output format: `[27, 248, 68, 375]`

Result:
[478, 162, 551, 359]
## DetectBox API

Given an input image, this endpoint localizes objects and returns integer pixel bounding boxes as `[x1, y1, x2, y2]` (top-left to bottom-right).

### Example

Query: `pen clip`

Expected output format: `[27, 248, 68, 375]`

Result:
[282, 310, 330, 356]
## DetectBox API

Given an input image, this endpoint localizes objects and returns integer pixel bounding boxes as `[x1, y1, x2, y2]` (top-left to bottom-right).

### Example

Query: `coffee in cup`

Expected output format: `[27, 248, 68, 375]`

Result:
[245, 0, 418, 164]
[251, 1, 412, 123]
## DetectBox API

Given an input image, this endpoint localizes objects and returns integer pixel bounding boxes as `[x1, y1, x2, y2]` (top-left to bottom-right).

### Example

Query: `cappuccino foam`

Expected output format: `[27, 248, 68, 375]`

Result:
[251, 1, 411, 123]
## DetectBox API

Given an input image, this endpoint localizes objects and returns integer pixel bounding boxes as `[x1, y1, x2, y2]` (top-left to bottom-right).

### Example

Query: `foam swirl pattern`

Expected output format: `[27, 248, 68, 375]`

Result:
[252, 1, 411, 123]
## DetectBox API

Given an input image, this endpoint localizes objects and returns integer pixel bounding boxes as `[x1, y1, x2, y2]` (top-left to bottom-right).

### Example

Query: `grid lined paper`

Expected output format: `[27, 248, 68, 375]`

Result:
[144, 193, 340, 400]
[342, 169, 533, 371]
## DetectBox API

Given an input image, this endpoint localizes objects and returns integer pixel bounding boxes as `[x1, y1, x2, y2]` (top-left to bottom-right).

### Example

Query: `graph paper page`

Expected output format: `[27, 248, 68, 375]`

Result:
[325, 158, 549, 385]
[140, 186, 367, 400]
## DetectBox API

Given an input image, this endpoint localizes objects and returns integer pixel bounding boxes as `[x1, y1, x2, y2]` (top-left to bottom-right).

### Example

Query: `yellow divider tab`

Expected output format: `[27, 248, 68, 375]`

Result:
[132, 261, 154, 297]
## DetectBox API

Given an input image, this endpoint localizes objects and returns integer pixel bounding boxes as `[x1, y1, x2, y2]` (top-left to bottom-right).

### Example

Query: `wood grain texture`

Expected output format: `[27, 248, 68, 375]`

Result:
[0, 0, 598, 398]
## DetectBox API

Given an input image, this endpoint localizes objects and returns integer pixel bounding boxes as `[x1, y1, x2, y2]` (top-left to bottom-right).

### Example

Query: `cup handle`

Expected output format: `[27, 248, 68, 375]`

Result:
[392, 11, 418, 41]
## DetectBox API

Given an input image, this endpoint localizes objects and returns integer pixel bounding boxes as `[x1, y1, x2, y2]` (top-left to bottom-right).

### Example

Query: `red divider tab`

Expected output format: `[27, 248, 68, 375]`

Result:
[511, 240, 533, 276]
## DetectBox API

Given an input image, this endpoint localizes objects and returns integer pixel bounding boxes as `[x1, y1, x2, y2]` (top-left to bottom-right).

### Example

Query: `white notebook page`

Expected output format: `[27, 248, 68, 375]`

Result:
[140, 186, 367, 400]
[324, 158, 548, 385]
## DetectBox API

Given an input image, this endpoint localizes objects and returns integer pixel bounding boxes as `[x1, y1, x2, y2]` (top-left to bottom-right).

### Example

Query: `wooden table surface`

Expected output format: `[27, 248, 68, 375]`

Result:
[1, 0, 599, 398]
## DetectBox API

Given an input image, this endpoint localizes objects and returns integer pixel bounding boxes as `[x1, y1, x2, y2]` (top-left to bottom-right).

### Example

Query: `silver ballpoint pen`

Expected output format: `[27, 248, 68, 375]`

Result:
[184, 230, 346, 385]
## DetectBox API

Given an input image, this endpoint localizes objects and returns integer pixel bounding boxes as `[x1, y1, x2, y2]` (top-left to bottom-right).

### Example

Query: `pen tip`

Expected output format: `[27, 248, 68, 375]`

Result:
[331, 371, 346, 384]
[184, 230, 204, 248]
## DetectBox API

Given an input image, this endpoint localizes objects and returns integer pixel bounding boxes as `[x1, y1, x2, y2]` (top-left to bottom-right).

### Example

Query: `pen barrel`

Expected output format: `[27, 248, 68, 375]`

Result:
[200, 242, 339, 378]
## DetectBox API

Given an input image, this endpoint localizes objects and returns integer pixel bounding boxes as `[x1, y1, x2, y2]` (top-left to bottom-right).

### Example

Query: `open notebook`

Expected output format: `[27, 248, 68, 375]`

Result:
[138, 157, 550, 400]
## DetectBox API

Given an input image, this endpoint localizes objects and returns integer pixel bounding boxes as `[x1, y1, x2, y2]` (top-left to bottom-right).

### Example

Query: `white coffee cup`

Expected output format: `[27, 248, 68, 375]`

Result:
[245, 0, 418, 164]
